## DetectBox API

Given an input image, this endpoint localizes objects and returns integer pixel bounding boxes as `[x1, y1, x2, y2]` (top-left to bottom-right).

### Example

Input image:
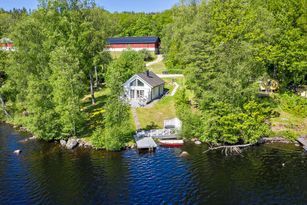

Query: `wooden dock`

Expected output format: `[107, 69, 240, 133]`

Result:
[134, 135, 157, 150]
[297, 136, 307, 151]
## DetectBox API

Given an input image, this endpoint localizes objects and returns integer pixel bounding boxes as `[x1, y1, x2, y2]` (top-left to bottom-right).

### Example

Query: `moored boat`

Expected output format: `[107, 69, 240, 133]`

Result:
[159, 139, 184, 147]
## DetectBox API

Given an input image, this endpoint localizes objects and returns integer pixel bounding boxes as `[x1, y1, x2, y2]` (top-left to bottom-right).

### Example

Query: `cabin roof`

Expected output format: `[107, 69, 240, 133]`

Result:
[137, 71, 164, 87]
[107, 36, 160, 44]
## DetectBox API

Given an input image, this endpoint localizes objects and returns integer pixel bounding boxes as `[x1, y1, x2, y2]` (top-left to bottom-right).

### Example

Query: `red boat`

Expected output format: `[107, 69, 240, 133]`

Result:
[159, 139, 184, 147]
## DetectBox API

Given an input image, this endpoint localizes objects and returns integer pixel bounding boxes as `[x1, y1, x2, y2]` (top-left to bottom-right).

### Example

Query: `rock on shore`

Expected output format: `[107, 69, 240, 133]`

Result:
[60, 140, 66, 146]
[66, 138, 78, 149]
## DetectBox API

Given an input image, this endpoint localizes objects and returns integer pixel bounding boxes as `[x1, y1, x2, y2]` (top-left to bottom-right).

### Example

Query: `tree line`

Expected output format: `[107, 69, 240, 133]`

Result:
[0, 0, 306, 149]
[170, 0, 306, 144]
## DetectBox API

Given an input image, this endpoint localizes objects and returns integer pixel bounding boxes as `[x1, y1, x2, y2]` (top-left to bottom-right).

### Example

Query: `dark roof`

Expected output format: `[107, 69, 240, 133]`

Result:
[107, 37, 160, 44]
[137, 71, 164, 87]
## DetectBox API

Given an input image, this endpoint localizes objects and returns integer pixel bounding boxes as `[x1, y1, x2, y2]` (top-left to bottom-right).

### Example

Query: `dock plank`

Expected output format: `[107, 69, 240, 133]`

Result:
[297, 136, 307, 151]
[134, 136, 157, 149]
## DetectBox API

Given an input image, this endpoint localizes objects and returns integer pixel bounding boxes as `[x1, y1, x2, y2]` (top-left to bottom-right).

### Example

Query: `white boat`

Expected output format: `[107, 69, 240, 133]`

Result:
[159, 139, 184, 147]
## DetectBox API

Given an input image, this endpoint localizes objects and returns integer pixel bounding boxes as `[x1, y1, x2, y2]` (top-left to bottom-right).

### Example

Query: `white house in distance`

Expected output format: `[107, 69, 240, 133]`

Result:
[123, 70, 164, 107]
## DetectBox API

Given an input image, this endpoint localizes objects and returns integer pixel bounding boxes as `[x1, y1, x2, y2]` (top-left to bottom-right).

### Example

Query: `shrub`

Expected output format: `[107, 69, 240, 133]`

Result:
[139, 49, 154, 61]
[279, 93, 307, 117]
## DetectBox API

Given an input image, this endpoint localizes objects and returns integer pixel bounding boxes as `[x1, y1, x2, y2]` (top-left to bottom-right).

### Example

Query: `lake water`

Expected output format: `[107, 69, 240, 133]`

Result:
[0, 123, 306, 205]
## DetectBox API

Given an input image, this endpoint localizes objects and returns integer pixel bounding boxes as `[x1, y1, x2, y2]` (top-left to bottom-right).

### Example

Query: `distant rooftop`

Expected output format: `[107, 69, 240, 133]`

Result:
[107, 37, 160, 44]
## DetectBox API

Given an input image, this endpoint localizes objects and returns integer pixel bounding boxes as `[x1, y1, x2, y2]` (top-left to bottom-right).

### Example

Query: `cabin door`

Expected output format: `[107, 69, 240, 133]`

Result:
[136, 90, 144, 98]
[130, 90, 135, 99]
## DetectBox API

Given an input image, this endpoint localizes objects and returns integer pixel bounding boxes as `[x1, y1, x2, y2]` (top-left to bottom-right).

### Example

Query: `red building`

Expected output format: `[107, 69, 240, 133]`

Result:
[0, 38, 14, 51]
[106, 37, 160, 54]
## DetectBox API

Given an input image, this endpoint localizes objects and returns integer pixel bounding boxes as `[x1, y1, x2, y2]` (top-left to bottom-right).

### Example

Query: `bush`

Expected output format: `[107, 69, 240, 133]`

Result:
[167, 69, 183, 74]
[139, 49, 154, 61]
[201, 101, 272, 144]
[91, 97, 134, 151]
[279, 93, 307, 117]
[92, 124, 133, 151]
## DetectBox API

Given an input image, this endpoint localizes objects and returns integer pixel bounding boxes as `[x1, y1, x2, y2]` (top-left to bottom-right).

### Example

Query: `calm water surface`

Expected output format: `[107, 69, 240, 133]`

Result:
[0, 124, 306, 205]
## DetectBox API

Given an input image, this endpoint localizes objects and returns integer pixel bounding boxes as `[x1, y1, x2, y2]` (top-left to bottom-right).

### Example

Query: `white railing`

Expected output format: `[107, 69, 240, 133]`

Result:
[136, 128, 179, 139]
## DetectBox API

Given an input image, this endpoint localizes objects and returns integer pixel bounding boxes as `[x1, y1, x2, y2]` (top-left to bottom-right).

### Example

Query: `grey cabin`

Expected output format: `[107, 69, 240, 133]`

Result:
[123, 71, 164, 107]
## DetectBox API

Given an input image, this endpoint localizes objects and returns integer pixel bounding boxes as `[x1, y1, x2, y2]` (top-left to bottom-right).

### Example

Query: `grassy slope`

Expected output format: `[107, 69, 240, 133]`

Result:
[271, 107, 307, 138]
[136, 96, 176, 129]
[135, 78, 186, 129]
[147, 60, 167, 74]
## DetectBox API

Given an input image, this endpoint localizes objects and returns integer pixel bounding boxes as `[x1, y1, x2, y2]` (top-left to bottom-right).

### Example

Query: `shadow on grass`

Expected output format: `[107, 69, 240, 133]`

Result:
[79, 90, 109, 138]
[143, 121, 159, 131]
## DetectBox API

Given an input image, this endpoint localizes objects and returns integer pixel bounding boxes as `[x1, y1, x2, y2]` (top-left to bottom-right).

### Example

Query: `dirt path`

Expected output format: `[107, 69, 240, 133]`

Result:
[157, 74, 184, 78]
[170, 82, 179, 96]
[146, 54, 163, 67]
[132, 108, 141, 130]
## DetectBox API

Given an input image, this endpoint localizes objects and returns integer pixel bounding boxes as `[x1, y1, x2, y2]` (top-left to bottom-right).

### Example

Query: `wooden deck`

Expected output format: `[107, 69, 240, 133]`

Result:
[134, 135, 157, 150]
[133, 128, 180, 150]
[297, 136, 307, 151]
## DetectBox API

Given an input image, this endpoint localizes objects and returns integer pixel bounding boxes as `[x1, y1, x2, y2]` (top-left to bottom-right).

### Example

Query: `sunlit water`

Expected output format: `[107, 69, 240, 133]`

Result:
[0, 124, 306, 205]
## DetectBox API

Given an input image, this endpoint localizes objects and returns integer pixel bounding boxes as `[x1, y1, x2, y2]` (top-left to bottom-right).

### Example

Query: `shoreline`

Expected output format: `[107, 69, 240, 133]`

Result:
[1, 121, 302, 152]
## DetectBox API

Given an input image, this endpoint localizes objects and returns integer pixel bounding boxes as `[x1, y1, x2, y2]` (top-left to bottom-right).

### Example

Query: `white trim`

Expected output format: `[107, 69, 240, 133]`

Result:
[106, 47, 156, 52]
[124, 75, 153, 89]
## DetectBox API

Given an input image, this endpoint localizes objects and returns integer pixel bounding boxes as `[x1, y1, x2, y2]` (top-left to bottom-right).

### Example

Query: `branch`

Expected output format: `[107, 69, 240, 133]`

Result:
[0, 95, 11, 118]
[203, 143, 255, 155]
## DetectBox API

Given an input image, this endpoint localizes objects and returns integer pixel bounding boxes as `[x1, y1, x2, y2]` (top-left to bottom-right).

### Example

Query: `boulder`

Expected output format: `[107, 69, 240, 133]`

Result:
[66, 138, 78, 149]
[19, 138, 29, 143]
[29, 136, 37, 140]
[84, 141, 92, 148]
[19, 127, 28, 132]
[78, 141, 85, 147]
[60, 140, 67, 146]
[257, 138, 266, 144]
[195, 140, 202, 145]
[14, 150, 22, 154]
[179, 151, 189, 157]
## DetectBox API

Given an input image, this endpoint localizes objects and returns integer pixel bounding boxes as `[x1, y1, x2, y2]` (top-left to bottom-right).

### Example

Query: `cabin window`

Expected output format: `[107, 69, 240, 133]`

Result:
[137, 80, 144, 86]
[137, 90, 144, 98]
[130, 80, 136, 86]
[130, 90, 135, 98]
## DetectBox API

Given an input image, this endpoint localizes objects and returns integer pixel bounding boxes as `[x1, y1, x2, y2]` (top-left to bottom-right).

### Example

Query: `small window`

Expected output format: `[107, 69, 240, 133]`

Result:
[137, 90, 144, 98]
[130, 80, 136, 86]
[137, 80, 144, 86]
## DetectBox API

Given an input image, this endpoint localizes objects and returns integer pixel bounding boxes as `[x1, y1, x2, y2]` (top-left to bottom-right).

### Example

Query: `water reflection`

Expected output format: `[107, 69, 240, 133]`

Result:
[0, 124, 306, 205]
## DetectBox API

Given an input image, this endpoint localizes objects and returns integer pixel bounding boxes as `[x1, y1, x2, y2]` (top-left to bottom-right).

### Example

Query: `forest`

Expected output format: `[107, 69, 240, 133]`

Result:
[0, 0, 306, 150]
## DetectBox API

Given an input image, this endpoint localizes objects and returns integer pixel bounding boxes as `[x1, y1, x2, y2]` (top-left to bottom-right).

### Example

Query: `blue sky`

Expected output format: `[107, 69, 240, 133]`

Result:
[0, 0, 179, 12]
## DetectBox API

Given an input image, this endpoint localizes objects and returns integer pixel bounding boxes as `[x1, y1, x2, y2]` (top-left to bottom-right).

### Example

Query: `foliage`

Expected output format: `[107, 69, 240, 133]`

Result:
[202, 101, 272, 144]
[106, 50, 146, 95]
[112, 10, 173, 37]
[92, 50, 143, 150]
[175, 88, 203, 138]
[170, 0, 281, 144]
[92, 97, 133, 151]
[1, 0, 111, 140]
[278, 93, 307, 118]
[139, 49, 154, 62]
[49, 47, 86, 137]
[163, 0, 307, 89]
[162, 0, 198, 69]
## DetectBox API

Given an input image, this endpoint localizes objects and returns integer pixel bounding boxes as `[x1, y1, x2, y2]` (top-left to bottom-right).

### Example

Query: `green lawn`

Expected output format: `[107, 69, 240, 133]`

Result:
[136, 96, 176, 129]
[147, 61, 167, 74]
[271, 107, 307, 138]
[80, 89, 109, 139]
[110, 52, 122, 59]
[135, 79, 182, 129]
[80, 88, 136, 142]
